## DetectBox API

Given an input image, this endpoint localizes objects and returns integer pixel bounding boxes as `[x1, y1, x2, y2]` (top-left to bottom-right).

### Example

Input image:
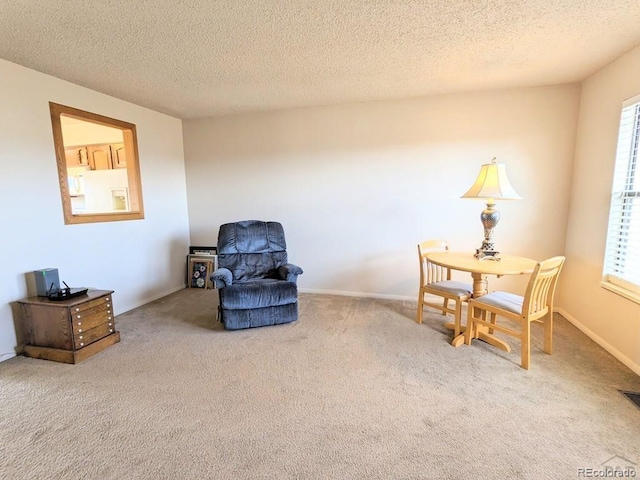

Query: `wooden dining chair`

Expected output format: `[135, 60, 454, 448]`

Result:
[464, 256, 565, 369]
[417, 240, 473, 341]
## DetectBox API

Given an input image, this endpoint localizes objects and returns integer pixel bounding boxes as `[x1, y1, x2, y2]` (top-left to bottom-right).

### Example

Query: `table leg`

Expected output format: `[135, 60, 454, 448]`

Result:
[451, 332, 466, 347]
[452, 272, 511, 352]
[444, 322, 467, 347]
[449, 272, 487, 347]
[451, 324, 510, 350]
[477, 331, 511, 352]
[471, 272, 488, 297]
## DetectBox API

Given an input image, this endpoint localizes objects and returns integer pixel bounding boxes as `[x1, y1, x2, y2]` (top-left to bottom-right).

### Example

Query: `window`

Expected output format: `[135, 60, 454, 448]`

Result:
[49, 102, 144, 224]
[602, 94, 640, 303]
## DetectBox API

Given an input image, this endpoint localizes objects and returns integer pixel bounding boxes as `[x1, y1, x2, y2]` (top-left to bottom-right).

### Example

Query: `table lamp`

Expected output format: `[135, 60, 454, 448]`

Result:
[461, 157, 522, 260]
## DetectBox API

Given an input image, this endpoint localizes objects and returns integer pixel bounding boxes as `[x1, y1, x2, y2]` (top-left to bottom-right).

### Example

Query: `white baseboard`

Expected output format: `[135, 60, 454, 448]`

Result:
[555, 307, 640, 377]
[118, 284, 187, 315]
[299, 288, 414, 302]
[0, 352, 17, 362]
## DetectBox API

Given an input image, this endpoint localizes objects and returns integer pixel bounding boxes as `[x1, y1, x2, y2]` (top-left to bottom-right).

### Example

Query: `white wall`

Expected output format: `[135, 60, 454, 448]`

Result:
[0, 59, 191, 361]
[184, 85, 580, 300]
[558, 45, 640, 375]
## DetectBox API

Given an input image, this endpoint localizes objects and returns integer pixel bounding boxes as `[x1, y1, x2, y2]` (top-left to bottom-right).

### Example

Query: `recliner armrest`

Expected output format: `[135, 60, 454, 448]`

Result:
[278, 263, 303, 283]
[210, 268, 233, 288]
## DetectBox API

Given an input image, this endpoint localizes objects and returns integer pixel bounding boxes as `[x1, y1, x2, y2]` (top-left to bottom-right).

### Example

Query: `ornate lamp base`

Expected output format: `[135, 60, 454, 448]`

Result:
[475, 248, 501, 261]
[475, 202, 502, 261]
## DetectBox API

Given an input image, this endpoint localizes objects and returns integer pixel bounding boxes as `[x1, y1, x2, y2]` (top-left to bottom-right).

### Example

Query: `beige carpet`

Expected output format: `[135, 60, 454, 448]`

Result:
[1, 290, 639, 480]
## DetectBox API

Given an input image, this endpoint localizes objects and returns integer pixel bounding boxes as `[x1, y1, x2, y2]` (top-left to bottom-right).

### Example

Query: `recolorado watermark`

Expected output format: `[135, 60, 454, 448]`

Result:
[578, 456, 637, 478]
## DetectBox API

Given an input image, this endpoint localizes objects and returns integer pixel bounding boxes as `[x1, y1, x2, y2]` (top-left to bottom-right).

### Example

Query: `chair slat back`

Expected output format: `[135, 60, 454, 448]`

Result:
[418, 240, 450, 287]
[522, 256, 565, 318]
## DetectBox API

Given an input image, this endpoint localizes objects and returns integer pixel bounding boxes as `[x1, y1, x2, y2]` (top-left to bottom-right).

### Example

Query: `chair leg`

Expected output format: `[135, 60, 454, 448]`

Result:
[464, 306, 475, 345]
[521, 320, 531, 370]
[417, 292, 424, 324]
[488, 312, 497, 334]
[454, 300, 462, 338]
[543, 313, 553, 354]
[442, 298, 449, 315]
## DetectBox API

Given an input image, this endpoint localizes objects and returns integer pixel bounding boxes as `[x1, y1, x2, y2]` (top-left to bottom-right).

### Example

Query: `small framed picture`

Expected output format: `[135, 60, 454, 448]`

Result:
[189, 246, 217, 256]
[189, 257, 214, 289]
[187, 254, 218, 289]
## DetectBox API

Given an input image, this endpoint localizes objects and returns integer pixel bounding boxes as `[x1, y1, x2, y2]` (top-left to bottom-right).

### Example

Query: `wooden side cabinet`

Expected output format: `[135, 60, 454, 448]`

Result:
[18, 289, 120, 364]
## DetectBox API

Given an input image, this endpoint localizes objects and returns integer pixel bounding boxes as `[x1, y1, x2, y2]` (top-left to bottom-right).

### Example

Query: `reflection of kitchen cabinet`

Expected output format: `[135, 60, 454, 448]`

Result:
[64, 147, 88, 167]
[65, 143, 127, 171]
[111, 143, 126, 168]
[88, 145, 113, 170]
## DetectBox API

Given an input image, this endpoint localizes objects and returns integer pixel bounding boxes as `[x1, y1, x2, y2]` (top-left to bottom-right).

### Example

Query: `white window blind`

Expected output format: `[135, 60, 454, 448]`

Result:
[603, 94, 640, 299]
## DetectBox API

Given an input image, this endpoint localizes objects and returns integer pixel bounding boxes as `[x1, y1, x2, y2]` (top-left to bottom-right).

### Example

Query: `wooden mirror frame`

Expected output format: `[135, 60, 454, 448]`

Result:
[50, 102, 145, 224]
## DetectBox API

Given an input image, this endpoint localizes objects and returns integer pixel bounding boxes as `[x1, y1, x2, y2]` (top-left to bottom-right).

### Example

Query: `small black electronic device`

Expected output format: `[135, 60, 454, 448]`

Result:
[46, 281, 89, 301]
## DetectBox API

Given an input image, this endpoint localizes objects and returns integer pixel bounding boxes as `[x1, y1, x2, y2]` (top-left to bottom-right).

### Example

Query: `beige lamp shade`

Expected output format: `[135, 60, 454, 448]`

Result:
[461, 157, 522, 200]
[461, 157, 522, 260]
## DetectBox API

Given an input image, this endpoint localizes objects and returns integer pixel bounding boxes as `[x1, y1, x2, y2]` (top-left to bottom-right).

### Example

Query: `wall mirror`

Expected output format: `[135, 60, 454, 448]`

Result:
[49, 102, 144, 224]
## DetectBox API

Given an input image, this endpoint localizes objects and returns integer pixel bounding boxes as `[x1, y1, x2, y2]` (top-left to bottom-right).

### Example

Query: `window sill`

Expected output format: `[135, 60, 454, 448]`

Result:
[600, 281, 640, 306]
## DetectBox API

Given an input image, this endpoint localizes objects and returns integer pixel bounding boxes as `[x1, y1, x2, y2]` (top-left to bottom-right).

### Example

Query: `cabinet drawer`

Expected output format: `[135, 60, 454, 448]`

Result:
[72, 310, 115, 335]
[75, 322, 116, 349]
[77, 302, 112, 319]
[71, 295, 112, 314]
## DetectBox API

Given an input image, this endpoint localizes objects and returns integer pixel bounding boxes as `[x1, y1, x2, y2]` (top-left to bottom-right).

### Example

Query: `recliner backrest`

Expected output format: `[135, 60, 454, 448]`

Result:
[217, 220, 289, 281]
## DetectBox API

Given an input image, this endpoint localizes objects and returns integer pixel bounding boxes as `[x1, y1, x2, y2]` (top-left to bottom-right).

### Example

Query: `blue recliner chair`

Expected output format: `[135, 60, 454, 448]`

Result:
[210, 220, 303, 330]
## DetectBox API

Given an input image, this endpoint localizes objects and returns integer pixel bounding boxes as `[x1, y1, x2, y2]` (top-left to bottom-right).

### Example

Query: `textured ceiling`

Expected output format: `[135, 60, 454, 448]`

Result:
[2, 1, 640, 119]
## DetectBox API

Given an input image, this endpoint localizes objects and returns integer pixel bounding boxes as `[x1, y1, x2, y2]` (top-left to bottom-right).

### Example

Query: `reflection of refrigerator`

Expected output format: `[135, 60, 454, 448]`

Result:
[82, 169, 129, 213]
[110, 188, 129, 211]
[67, 166, 91, 214]
[67, 166, 90, 195]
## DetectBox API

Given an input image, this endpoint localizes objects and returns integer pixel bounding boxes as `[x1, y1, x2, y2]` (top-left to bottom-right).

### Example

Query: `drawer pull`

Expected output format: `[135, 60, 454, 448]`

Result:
[75, 307, 80, 312]
[78, 329, 82, 333]
[108, 316, 112, 320]
[80, 342, 84, 347]
[108, 323, 112, 327]
[79, 335, 83, 339]
[107, 304, 111, 308]
[77, 315, 81, 319]
[107, 310, 111, 314]
[77, 322, 81, 326]
[109, 329, 113, 333]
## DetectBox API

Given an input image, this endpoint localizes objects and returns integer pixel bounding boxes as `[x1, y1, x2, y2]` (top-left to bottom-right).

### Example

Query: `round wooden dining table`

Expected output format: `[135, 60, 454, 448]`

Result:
[424, 251, 537, 348]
